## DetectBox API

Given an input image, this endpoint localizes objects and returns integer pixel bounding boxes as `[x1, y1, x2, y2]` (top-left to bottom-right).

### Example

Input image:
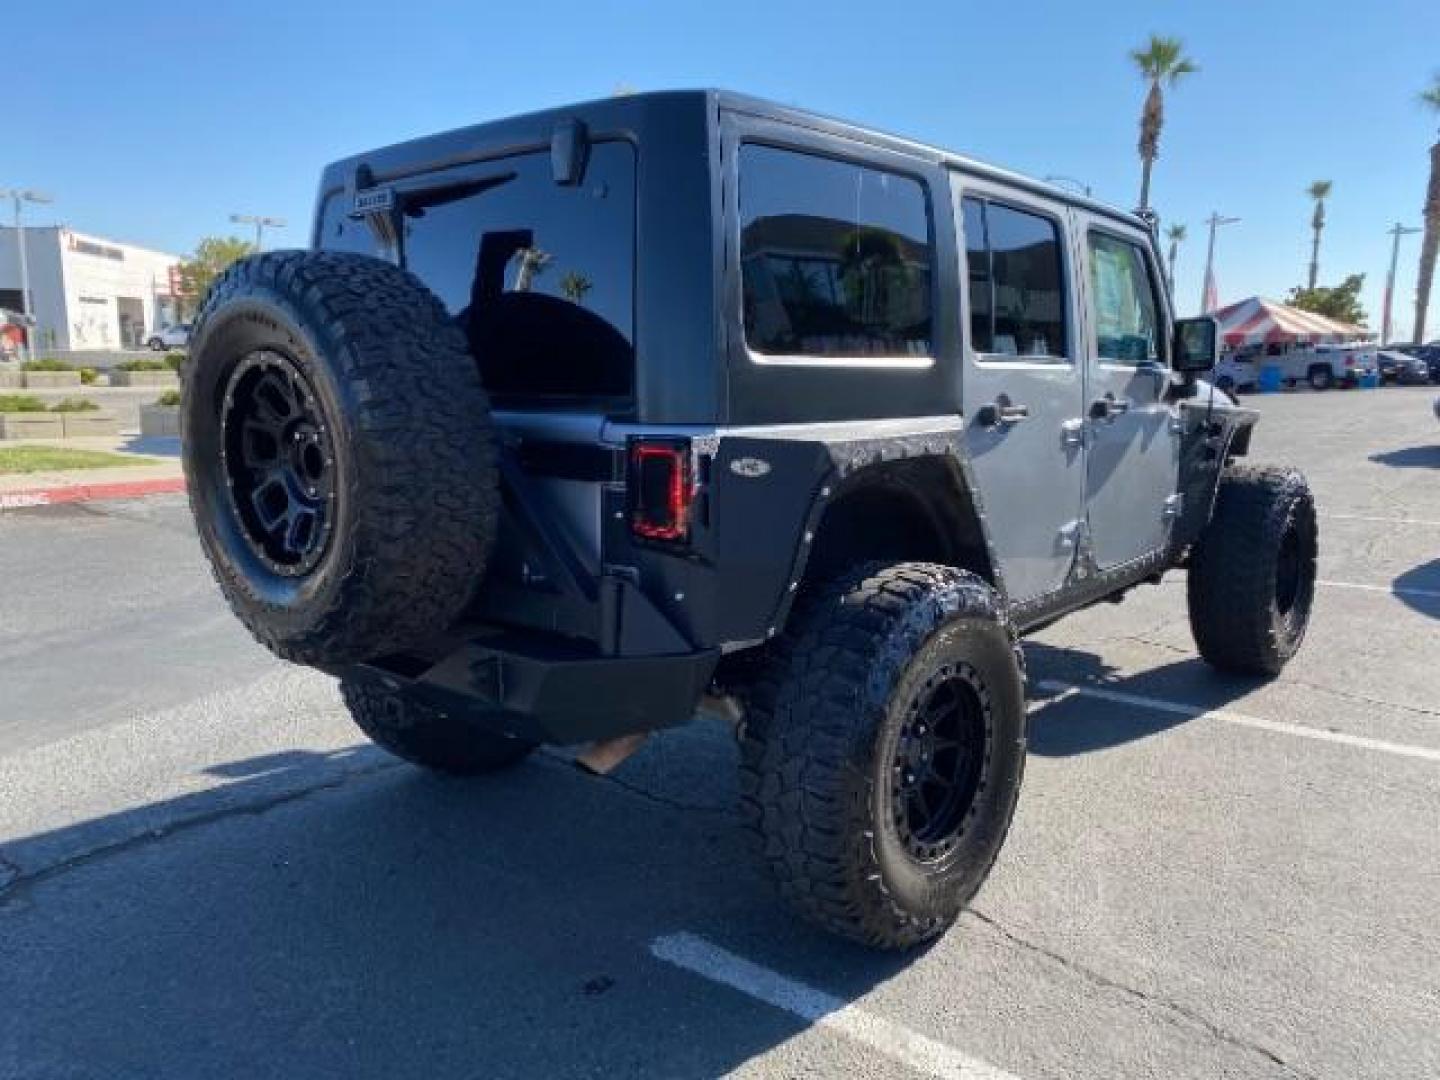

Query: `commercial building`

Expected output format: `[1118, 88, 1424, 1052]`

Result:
[0, 226, 183, 351]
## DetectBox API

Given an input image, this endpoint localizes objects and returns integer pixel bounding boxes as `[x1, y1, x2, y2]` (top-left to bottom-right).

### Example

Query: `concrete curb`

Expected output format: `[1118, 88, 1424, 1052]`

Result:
[0, 476, 186, 511]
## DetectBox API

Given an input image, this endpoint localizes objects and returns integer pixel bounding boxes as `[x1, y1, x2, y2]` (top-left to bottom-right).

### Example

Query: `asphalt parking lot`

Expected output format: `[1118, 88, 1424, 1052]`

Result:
[1, 385, 1436, 1079]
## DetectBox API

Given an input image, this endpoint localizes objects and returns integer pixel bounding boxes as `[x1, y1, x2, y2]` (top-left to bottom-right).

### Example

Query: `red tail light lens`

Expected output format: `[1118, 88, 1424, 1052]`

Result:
[628, 439, 692, 542]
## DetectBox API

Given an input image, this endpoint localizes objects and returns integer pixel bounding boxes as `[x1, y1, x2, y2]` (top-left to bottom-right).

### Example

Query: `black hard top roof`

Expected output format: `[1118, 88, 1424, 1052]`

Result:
[321, 89, 1146, 232]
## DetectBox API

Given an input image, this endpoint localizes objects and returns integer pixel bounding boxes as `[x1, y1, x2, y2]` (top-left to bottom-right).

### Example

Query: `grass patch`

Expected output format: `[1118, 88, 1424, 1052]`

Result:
[0, 446, 153, 475]
[164, 352, 186, 372]
[0, 394, 49, 413]
[154, 389, 182, 408]
[79, 367, 99, 385]
[21, 358, 77, 372]
[116, 358, 171, 372]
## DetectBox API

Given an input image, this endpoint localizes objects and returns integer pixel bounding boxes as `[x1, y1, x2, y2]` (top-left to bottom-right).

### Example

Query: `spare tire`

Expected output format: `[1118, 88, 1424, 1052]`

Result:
[182, 250, 498, 666]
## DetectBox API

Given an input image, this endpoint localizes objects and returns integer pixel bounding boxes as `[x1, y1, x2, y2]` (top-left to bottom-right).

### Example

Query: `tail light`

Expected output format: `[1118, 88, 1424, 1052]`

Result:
[628, 438, 692, 543]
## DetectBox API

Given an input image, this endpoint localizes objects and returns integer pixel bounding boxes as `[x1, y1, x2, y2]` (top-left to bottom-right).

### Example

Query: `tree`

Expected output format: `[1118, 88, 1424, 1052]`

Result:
[1164, 222, 1187, 294]
[1415, 75, 1440, 343]
[1288, 273, 1368, 326]
[1305, 180, 1332, 290]
[1131, 35, 1198, 211]
[177, 236, 256, 313]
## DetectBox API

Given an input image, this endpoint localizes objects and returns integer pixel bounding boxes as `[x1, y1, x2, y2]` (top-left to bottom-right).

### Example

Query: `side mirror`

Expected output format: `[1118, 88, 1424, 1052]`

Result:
[1173, 316, 1219, 374]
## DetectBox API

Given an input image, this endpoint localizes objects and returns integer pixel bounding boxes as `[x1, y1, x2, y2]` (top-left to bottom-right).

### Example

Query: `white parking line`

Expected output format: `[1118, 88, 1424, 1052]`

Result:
[1318, 579, 1440, 602]
[1037, 681, 1440, 765]
[650, 932, 1021, 1080]
[1320, 513, 1440, 527]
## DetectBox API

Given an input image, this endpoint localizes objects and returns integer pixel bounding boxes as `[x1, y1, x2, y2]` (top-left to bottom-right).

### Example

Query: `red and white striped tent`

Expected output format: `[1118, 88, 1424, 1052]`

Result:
[1212, 297, 1369, 347]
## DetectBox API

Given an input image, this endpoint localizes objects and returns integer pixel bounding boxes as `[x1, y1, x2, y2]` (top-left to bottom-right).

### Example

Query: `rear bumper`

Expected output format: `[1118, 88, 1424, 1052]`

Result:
[342, 630, 719, 745]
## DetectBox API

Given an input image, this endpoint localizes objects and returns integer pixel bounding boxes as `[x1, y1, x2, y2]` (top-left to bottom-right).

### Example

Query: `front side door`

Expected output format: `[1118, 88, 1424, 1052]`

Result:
[953, 177, 1087, 603]
[1075, 218, 1181, 571]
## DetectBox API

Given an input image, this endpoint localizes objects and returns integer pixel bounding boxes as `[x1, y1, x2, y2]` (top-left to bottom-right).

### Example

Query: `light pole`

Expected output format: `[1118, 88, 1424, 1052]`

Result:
[1381, 223, 1421, 345]
[229, 213, 286, 251]
[1, 187, 54, 363]
[1200, 212, 1241, 314]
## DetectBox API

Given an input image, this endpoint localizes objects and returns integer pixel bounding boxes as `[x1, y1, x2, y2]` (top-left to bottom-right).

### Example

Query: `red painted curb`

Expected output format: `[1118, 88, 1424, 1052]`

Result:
[0, 476, 186, 510]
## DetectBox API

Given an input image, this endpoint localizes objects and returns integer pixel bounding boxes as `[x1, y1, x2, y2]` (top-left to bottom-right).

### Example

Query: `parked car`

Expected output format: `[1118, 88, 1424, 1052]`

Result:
[178, 89, 1316, 951]
[1377, 349, 1432, 385]
[146, 323, 191, 351]
[1389, 343, 1440, 383]
[1275, 343, 1377, 389]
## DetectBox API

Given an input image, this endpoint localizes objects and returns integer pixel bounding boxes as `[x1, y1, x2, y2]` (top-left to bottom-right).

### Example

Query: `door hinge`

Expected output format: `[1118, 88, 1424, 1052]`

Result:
[1060, 418, 1086, 446]
[1163, 493, 1184, 518]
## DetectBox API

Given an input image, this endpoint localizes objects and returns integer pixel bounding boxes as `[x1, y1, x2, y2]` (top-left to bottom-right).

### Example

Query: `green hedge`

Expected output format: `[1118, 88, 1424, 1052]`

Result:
[155, 389, 183, 408]
[21, 358, 77, 372]
[117, 358, 172, 372]
[0, 394, 48, 412]
[49, 397, 100, 413]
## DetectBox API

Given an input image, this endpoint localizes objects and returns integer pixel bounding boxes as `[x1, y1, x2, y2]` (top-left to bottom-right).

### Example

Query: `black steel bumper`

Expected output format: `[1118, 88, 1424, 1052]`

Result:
[343, 629, 719, 745]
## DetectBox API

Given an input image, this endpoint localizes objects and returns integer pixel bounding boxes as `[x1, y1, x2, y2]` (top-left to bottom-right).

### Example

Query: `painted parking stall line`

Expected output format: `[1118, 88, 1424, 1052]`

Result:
[1319, 513, 1440, 527]
[1317, 579, 1440, 602]
[1037, 681, 1440, 765]
[650, 932, 1021, 1080]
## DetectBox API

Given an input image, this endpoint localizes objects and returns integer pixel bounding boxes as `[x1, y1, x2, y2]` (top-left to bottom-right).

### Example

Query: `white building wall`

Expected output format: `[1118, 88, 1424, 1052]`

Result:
[0, 227, 182, 351]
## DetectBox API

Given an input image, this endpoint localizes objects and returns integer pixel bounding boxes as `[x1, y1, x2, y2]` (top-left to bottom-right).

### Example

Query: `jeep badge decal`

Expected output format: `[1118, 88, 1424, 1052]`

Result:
[729, 457, 772, 478]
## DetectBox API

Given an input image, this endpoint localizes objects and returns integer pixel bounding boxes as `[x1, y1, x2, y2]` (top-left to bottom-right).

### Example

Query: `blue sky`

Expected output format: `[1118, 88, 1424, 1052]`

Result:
[11, 0, 1440, 334]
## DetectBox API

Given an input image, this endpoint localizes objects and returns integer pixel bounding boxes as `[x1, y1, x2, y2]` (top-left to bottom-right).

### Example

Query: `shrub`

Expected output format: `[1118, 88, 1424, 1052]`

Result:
[164, 351, 187, 372]
[49, 397, 100, 412]
[155, 389, 183, 408]
[21, 358, 77, 372]
[0, 394, 48, 412]
[79, 366, 99, 385]
[117, 358, 171, 372]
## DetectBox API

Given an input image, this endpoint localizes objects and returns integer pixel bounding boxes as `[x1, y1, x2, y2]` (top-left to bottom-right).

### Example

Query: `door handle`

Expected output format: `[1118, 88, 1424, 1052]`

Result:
[976, 401, 1030, 428]
[1089, 396, 1132, 420]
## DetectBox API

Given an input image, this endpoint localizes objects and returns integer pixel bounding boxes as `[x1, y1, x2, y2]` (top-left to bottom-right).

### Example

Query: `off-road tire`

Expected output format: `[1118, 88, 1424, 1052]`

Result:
[1308, 365, 1333, 391]
[1188, 465, 1317, 677]
[739, 562, 1027, 950]
[182, 250, 498, 666]
[341, 679, 535, 775]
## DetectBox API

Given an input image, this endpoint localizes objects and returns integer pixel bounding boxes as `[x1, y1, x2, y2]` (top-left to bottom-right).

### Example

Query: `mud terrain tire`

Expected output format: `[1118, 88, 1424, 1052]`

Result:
[739, 562, 1027, 950]
[183, 250, 497, 666]
[1188, 465, 1317, 676]
[341, 679, 535, 775]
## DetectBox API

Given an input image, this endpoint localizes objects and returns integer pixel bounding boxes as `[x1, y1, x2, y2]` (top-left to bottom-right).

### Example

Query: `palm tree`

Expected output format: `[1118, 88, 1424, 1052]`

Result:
[1415, 76, 1440, 343]
[1305, 181, 1332, 290]
[1164, 222, 1187, 294]
[1131, 35, 1198, 211]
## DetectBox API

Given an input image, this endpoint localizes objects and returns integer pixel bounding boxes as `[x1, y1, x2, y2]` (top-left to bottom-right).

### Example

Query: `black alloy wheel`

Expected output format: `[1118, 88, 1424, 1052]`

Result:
[220, 350, 337, 577]
[890, 665, 990, 865]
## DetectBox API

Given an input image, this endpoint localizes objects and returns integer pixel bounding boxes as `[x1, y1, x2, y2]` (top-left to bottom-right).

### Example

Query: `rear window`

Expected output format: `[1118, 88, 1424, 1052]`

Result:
[325, 141, 635, 403]
[739, 144, 933, 360]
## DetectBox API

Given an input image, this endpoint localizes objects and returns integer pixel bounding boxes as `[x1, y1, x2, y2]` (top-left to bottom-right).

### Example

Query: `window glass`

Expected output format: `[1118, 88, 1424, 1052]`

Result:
[328, 142, 635, 401]
[974, 202, 1067, 359]
[962, 197, 993, 353]
[1088, 232, 1162, 365]
[740, 144, 932, 359]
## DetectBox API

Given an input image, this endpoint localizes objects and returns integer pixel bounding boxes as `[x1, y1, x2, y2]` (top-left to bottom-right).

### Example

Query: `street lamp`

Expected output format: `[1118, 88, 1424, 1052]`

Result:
[1200, 213, 1241, 314]
[1381, 223, 1421, 345]
[229, 213, 287, 251]
[1, 187, 54, 364]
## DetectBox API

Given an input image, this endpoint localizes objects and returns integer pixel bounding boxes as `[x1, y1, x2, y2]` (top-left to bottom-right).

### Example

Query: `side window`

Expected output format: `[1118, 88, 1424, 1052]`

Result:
[1088, 232, 1163, 365]
[963, 197, 1068, 361]
[739, 144, 933, 359]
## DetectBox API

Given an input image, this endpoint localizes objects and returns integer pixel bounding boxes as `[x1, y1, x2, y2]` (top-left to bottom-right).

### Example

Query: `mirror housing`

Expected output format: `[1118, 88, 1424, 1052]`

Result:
[1173, 316, 1219, 375]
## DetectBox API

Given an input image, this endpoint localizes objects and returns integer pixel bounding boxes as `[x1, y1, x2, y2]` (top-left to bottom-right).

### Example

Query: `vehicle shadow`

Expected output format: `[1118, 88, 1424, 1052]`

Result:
[1394, 558, 1440, 619]
[1369, 445, 1440, 468]
[0, 733, 919, 1079]
[1023, 643, 1267, 757]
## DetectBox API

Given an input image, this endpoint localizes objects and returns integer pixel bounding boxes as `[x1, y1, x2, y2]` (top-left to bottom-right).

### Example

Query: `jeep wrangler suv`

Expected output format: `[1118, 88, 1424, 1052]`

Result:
[182, 90, 1317, 950]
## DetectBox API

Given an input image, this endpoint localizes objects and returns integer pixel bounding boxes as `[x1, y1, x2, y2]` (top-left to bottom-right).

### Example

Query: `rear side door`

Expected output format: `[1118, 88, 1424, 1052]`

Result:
[1075, 217, 1181, 571]
[952, 177, 1087, 603]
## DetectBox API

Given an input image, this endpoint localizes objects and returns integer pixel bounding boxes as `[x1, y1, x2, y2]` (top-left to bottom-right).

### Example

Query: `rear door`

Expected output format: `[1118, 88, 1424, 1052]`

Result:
[952, 177, 1087, 602]
[1075, 217, 1182, 571]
